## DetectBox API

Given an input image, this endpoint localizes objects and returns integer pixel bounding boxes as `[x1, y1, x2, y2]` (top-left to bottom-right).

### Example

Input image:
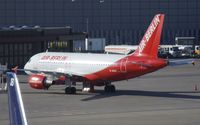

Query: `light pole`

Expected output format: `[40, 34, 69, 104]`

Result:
[85, 18, 89, 51]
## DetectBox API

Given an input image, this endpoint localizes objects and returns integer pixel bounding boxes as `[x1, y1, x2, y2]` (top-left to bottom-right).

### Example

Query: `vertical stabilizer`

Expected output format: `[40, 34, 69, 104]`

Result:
[133, 14, 164, 58]
[7, 72, 28, 125]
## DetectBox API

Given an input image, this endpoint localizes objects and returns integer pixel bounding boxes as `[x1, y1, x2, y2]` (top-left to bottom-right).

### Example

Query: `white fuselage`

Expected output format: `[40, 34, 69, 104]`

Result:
[24, 52, 126, 76]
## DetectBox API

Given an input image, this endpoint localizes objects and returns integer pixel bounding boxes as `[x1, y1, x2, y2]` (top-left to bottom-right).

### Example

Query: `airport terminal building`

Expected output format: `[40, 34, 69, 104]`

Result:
[0, 0, 199, 44]
[0, 0, 200, 67]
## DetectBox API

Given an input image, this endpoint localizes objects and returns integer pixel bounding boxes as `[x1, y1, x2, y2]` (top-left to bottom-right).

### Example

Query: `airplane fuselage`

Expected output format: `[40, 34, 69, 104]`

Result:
[24, 52, 167, 83]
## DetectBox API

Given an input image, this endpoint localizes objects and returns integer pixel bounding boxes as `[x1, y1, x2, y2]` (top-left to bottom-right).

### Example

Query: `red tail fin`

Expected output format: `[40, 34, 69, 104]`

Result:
[133, 14, 164, 58]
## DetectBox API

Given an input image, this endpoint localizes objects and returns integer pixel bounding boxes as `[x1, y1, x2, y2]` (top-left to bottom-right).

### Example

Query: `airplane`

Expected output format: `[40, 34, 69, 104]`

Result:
[23, 14, 194, 94]
[7, 72, 28, 125]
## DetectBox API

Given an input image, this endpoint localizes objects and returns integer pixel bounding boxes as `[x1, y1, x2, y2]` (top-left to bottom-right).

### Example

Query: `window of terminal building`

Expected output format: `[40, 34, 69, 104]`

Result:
[0, 42, 34, 68]
[46, 41, 70, 52]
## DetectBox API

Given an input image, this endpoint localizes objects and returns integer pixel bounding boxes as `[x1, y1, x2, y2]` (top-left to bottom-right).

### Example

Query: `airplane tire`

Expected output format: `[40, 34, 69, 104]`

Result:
[65, 87, 76, 94]
[104, 85, 116, 93]
[71, 87, 76, 94]
[110, 85, 116, 93]
[65, 87, 70, 94]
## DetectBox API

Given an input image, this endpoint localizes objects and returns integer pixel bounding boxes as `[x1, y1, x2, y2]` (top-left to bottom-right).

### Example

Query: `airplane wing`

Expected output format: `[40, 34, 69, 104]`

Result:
[168, 59, 195, 66]
[7, 72, 28, 125]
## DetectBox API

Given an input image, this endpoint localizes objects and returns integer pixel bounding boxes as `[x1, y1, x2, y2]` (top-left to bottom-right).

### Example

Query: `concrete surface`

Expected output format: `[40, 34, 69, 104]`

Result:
[0, 60, 200, 125]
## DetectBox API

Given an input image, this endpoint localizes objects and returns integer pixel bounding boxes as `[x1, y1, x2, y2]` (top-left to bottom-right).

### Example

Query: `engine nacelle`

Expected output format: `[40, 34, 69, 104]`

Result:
[28, 74, 52, 89]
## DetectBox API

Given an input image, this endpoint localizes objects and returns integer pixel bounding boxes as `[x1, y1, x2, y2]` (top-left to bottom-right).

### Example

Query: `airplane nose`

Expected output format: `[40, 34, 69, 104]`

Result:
[23, 62, 31, 74]
[24, 63, 28, 69]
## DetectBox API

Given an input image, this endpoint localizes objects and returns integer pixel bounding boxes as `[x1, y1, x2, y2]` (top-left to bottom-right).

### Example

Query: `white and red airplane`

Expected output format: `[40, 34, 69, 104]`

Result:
[23, 14, 194, 94]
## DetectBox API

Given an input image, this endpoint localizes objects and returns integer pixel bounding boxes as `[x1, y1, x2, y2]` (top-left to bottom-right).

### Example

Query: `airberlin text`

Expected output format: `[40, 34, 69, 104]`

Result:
[41, 55, 68, 61]
[138, 14, 160, 55]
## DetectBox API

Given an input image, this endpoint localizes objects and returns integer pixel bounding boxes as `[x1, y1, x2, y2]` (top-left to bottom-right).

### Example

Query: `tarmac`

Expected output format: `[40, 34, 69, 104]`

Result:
[1, 60, 200, 125]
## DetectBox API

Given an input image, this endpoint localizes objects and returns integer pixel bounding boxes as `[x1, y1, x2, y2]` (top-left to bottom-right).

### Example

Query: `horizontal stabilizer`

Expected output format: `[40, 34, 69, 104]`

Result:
[168, 59, 195, 66]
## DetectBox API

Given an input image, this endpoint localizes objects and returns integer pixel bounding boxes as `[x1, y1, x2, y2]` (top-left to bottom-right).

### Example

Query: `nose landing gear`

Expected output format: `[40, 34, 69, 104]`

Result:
[64, 76, 76, 94]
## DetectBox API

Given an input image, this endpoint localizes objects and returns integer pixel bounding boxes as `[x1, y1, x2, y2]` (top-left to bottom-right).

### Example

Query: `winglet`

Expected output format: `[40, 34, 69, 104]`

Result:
[7, 72, 28, 125]
[133, 14, 165, 58]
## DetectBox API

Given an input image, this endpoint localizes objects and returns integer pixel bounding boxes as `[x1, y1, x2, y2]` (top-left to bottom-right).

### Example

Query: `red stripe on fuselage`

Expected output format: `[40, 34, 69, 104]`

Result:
[84, 56, 167, 82]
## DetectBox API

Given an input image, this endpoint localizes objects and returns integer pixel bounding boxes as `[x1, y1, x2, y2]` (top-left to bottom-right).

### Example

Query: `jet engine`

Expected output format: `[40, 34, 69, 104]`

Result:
[28, 74, 52, 89]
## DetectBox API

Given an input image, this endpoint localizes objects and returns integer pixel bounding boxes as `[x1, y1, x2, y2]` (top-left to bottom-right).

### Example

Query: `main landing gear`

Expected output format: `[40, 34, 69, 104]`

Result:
[82, 81, 116, 93]
[65, 86, 76, 94]
[104, 83, 116, 93]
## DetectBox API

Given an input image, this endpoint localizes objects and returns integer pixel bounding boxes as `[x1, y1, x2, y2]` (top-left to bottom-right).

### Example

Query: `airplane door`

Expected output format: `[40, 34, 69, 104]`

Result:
[120, 58, 128, 72]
